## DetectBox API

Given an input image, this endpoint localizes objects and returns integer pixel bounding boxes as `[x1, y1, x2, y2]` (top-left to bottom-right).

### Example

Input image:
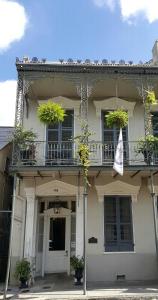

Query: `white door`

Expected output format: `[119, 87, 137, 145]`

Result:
[43, 209, 71, 275]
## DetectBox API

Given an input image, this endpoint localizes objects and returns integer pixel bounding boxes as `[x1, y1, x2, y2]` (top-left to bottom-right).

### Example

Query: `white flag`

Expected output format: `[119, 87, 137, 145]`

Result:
[113, 128, 123, 176]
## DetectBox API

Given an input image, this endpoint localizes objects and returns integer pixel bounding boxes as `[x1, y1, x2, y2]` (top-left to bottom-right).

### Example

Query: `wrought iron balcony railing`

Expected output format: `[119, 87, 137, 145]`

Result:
[11, 141, 158, 167]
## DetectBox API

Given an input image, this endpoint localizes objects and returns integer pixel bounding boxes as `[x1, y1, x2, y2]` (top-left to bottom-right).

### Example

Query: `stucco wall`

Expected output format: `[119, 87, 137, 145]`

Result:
[23, 98, 145, 143]
[86, 181, 158, 282]
[12, 175, 158, 282]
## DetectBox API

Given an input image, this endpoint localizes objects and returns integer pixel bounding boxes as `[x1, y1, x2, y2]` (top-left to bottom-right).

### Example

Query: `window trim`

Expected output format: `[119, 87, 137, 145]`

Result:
[104, 195, 134, 252]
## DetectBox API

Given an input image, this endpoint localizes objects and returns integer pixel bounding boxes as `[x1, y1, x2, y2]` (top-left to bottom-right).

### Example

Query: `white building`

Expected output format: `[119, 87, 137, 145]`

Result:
[10, 42, 158, 283]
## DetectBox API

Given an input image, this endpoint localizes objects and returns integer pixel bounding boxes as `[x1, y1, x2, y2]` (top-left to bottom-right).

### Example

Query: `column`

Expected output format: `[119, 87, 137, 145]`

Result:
[24, 187, 36, 268]
[76, 194, 84, 257]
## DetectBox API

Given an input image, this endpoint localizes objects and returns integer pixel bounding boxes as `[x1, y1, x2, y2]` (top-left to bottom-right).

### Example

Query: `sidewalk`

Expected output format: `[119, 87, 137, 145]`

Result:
[1, 274, 158, 300]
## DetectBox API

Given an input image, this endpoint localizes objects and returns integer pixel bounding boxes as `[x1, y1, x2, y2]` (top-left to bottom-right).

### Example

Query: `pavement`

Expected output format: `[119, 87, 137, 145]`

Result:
[1, 274, 158, 300]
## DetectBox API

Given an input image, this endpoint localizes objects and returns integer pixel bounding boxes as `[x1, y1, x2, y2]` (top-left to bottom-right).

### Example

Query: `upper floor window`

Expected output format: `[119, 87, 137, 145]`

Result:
[152, 112, 158, 137]
[47, 110, 74, 142]
[46, 110, 74, 164]
[102, 111, 128, 143]
[104, 196, 134, 252]
[102, 111, 128, 163]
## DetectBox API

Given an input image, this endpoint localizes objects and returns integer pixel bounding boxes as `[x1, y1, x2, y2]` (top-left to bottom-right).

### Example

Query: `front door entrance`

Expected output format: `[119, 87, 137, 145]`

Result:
[42, 207, 71, 276]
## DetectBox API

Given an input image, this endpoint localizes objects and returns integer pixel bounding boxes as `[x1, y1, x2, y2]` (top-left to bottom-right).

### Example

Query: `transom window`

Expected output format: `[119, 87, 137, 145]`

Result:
[104, 196, 134, 252]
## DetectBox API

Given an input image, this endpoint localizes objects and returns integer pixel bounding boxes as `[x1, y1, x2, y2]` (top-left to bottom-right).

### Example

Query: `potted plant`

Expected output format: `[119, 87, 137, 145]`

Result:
[105, 109, 128, 128]
[37, 100, 66, 125]
[14, 259, 31, 289]
[70, 256, 84, 285]
[136, 135, 158, 164]
[12, 126, 37, 165]
[12, 126, 36, 149]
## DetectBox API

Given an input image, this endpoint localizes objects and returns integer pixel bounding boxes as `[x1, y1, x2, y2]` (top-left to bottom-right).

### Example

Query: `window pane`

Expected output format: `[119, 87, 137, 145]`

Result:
[120, 197, 131, 222]
[106, 224, 117, 241]
[105, 198, 116, 222]
[48, 130, 58, 142]
[120, 224, 132, 241]
[48, 123, 58, 130]
[48, 201, 67, 209]
[62, 111, 73, 128]
[104, 131, 114, 143]
[62, 131, 72, 141]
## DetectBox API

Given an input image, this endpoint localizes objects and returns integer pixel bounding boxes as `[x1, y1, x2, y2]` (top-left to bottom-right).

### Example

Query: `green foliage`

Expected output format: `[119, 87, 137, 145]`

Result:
[75, 122, 92, 186]
[146, 90, 156, 105]
[37, 101, 66, 125]
[78, 143, 90, 181]
[12, 126, 36, 148]
[105, 110, 128, 128]
[137, 135, 158, 154]
[14, 259, 31, 281]
[70, 256, 84, 270]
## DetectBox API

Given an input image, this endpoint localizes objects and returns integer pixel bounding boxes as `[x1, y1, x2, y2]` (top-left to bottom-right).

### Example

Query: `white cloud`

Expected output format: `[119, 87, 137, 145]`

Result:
[93, 0, 158, 23]
[93, 0, 115, 11]
[0, 80, 16, 126]
[120, 0, 158, 23]
[0, 0, 27, 51]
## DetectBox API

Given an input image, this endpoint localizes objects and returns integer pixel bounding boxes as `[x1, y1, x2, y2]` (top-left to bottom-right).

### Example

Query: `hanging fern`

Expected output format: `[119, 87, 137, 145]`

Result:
[105, 109, 128, 128]
[37, 101, 66, 125]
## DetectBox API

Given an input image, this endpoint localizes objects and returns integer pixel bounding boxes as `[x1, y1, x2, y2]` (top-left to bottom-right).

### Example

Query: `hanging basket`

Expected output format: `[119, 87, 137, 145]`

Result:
[146, 91, 156, 105]
[105, 109, 128, 128]
[37, 101, 66, 125]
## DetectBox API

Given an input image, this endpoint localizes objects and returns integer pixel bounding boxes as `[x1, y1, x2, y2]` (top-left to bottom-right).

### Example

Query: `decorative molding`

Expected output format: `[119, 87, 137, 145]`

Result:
[95, 179, 140, 202]
[38, 96, 80, 111]
[93, 97, 136, 118]
[44, 207, 71, 217]
[36, 179, 78, 196]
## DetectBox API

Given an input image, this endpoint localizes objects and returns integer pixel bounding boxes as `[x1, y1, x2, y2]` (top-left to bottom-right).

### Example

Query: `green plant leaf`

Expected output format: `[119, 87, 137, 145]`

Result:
[105, 110, 128, 128]
[37, 101, 66, 125]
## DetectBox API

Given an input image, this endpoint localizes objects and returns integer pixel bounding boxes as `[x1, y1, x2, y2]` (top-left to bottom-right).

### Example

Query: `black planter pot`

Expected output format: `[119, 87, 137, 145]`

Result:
[19, 278, 28, 289]
[74, 268, 83, 285]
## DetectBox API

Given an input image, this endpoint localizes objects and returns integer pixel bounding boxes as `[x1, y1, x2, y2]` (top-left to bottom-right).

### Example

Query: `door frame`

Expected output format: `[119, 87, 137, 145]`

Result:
[42, 207, 71, 277]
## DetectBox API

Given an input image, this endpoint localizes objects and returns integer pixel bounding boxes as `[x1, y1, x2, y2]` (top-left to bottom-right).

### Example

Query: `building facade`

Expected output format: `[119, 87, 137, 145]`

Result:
[10, 42, 158, 283]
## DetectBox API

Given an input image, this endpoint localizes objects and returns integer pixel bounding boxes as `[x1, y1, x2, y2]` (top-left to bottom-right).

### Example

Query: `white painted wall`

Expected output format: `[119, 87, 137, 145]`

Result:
[22, 97, 148, 167]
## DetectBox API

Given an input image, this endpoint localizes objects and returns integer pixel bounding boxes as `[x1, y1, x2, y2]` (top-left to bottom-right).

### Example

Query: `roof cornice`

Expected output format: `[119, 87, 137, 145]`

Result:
[16, 62, 158, 76]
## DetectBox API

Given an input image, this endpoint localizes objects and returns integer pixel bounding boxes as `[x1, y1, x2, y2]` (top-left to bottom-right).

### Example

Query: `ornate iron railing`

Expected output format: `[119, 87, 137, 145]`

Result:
[11, 141, 158, 167]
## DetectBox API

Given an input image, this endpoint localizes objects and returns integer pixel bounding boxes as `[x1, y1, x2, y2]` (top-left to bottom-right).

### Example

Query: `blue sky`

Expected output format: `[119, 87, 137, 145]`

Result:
[1, 0, 158, 125]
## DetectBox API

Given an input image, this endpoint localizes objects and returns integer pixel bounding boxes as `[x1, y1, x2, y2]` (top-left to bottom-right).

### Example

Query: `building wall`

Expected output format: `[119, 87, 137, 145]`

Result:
[11, 175, 158, 282]
[23, 98, 145, 143]
[86, 180, 158, 282]
[12, 95, 158, 282]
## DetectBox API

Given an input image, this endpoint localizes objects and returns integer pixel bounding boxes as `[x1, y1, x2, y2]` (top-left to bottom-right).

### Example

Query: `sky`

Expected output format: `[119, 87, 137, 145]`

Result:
[1, 0, 158, 126]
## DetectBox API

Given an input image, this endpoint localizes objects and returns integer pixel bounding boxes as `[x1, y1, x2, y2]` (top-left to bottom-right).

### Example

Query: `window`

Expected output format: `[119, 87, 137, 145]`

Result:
[46, 110, 74, 163]
[152, 112, 158, 137]
[104, 196, 134, 252]
[102, 111, 128, 164]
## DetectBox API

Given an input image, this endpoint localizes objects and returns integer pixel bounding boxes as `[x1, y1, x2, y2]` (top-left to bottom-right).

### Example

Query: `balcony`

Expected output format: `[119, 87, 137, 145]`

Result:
[11, 141, 158, 169]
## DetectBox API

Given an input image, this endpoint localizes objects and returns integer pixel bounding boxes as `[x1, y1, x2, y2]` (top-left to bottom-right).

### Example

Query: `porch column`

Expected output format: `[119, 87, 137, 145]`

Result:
[76, 194, 84, 257]
[24, 187, 37, 271]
